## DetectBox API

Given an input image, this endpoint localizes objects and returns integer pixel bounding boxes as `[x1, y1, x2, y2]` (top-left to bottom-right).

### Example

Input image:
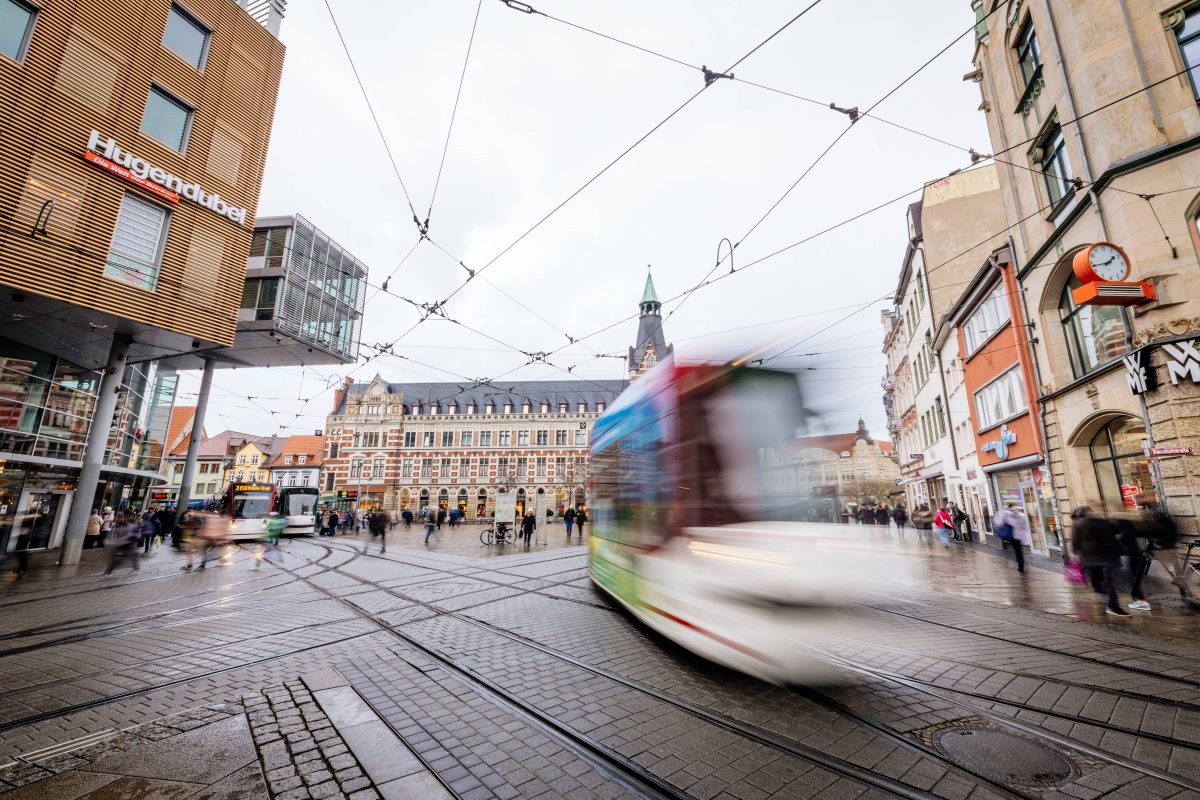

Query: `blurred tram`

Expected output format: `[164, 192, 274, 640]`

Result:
[276, 486, 319, 536]
[589, 357, 890, 684]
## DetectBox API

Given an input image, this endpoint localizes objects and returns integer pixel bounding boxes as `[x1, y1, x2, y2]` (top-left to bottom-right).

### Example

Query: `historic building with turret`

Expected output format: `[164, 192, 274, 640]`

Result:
[628, 271, 673, 381]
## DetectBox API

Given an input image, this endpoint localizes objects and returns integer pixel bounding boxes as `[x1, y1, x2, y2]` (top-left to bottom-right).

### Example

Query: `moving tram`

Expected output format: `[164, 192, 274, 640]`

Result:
[589, 358, 893, 683]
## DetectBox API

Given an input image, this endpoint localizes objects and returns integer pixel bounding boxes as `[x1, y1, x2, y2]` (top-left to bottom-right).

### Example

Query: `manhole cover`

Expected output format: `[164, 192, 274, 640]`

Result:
[933, 728, 1074, 786]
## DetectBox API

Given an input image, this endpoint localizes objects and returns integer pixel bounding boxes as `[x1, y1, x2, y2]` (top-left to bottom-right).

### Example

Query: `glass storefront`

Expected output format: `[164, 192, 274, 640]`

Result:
[991, 465, 1058, 553]
[0, 464, 76, 554]
[1090, 417, 1156, 511]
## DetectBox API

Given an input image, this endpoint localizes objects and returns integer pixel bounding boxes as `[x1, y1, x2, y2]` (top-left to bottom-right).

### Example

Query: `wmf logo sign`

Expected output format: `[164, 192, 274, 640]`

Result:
[1123, 347, 1157, 395]
[1127, 339, 1200, 395]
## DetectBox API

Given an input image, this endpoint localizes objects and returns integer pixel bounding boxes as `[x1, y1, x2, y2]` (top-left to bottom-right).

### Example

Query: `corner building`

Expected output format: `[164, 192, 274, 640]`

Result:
[971, 0, 1200, 533]
[0, 0, 285, 562]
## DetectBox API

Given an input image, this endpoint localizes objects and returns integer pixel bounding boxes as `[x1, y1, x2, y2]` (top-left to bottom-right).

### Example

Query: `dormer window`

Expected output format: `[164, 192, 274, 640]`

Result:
[577, 403, 586, 413]
[448, 404, 457, 415]
[558, 403, 567, 413]
[540, 403, 549, 413]
[298, 455, 307, 464]
[283, 455, 292, 465]
[467, 403, 476, 414]
[486, 403, 494, 414]
[430, 404, 439, 416]
[521, 403, 531, 414]
[597, 402, 605, 413]
[503, 403, 512, 414]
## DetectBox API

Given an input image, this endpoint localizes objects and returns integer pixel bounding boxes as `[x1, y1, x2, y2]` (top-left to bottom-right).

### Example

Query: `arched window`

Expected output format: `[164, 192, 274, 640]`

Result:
[1089, 417, 1156, 509]
[1059, 276, 1123, 378]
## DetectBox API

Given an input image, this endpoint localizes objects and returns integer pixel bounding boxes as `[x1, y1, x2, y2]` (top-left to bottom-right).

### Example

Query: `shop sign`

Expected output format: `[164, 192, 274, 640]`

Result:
[981, 424, 1017, 461]
[1123, 348, 1157, 395]
[85, 130, 249, 225]
[1125, 339, 1200, 396]
[894, 478, 903, 486]
[336, 489, 359, 499]
[907, 453, 924, 461]
[1148, 446, 1193, 457]
[965, 468, 978, 480]
[1120, 484, 1139, 509]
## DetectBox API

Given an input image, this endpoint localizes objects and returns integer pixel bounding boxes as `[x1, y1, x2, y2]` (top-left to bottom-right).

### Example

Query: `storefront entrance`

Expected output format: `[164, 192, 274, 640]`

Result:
[992, 466, 1056, 554]
[12, 489, 72, 552]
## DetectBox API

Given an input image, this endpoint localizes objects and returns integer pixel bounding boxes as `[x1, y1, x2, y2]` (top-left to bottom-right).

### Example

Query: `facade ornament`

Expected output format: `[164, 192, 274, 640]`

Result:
[1085, 383, 1100, 410]
[1163, 9, 1186, 30]
[1131, 316, 1200, 347]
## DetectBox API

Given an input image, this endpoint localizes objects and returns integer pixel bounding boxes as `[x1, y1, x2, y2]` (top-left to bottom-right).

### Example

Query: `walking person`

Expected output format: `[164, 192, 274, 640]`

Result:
[564, 506, 576, 538]
[891, 505, 908, 538]
[950, 503, 969, 542]
[933, 504, 954, 549]
[521, 510, 536, 546]
[193, 513, 227, 571]
[1071, 506, 1130, 617]
[424, 513, 437, 544]
[575, 506, 587, 538]
[365, 509, 388, 554]
[402, 509, 413, 530]
[85, 509, 102, 549]
[325, 508, 339, 537]
[103, 513, 141, 575]
[436, 507, 446, 531]
[1115, 516, 1151, 611]
[256, 512, 286, 570]
[874, 505, 890, 530]
[992, 502, 1031, 573]
[141, 510, 160, 554]
[99, 506, 115, 547]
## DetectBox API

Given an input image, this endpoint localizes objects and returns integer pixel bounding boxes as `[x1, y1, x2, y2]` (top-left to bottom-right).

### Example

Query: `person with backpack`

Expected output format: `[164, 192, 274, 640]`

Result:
[891, 505, 908, 538]
[564, 506, 576, 538]
[575, 506, 588, 538]
[992, 502, 1031, 573]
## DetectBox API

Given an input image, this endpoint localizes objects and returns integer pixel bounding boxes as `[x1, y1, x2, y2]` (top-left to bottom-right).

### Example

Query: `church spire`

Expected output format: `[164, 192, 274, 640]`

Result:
[640, 266, 660, 317]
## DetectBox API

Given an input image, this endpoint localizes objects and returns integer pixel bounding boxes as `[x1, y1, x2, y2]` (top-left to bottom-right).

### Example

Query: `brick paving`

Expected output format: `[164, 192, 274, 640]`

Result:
[0, 533, 1196, 798]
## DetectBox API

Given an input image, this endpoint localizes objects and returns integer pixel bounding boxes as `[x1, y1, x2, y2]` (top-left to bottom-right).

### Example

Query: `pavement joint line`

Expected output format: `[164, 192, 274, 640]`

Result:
[17, 728, 117, 763]
[808, 645, 1200, 794]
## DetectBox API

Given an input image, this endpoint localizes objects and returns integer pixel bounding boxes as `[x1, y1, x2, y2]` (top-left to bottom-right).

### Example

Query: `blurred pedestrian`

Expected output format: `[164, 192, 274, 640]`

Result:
[256, 511, 285, 570]
[891, 505, 908, 538]
[141, 510, 160, 554]
[366, 509, 388, 554]
[436, 507, 446, 530]
[193, 513, 227, 571]
[99, 506, 115, 547]
[1070, 506, 1129, 617]
[521, 510, 536, 546]
[85, 509, 102, 549]
[992, 502, 1030, 573]
[576, 506, 588, 538]
[424, 513, 437, 544]
[402, 509, 413, 529]
[564, 506, 576, 538]
[911, 504, 932, 536]
[933, 504, 954, 548]
[1115, 515, 1150, 611]
[324, 508, 338, 536]
[874, 505, 890, 528]
[950, 503, 968, 541]
[103, 513, 141, 575]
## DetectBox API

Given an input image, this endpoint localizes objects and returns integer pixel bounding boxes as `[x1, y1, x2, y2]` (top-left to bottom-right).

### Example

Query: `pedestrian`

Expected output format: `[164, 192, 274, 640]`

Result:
[521, 510, 536, 546]
[1115, 515, 1150, 611]
[141, 510, 160, 554]
[325, 508, 339, 537]
[874, 505, 890, 528]
[992, 502, 1031, 573]
[1139, 503, 1191, 602]
[256, 512, 285, 570]
[950, 503, 969, 542]
[933, 504, 954, 549]
[1070, 505, 1130, 617]
[424, 513, 437, 544]
[103, 513, 141, 575]
[366, 509, 388, 554]
[178, 510, 202, 570]
[575, 506, 588, 538]
[85, 508, 102, 549]
[564, 506, 576, 538]
[436, 507, 446, 530]
[99, 506, 114, 547]
[192, 513, 227, 571]
[891, 505, 908, 538]
[911, 503, 933, 535]
[402, 509, 413, 530]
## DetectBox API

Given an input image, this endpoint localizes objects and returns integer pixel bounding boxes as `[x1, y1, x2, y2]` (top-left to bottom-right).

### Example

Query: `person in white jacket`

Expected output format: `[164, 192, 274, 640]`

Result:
[994, 503, 1032, 572]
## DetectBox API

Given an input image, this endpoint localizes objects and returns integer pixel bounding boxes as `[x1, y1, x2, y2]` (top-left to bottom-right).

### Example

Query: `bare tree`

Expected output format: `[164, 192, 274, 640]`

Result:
[851, 475, 900, 505]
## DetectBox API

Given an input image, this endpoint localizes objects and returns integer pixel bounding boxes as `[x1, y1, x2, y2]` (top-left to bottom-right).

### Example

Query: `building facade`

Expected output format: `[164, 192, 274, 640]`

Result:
[628, 272, 671, 381]
[971, 0, 1200, 534]
[0, 0, 286, 560]
[163, 429, 275, 505]
[790, 420, 899, 515]
[322, 376, 625, 521]
[266, 434, 323, 488]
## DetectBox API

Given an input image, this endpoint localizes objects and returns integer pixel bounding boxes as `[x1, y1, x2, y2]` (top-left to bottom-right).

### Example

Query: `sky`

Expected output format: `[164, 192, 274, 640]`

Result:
[176, 0, 993, 441]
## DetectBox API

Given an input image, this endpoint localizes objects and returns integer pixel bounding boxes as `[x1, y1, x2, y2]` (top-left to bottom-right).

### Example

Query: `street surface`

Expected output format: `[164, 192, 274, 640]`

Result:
[0, 526, 1196, 800]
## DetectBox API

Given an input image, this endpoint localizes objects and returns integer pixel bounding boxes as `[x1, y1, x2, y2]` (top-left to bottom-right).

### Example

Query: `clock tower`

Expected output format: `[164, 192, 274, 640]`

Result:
[628, 268, 672, 382]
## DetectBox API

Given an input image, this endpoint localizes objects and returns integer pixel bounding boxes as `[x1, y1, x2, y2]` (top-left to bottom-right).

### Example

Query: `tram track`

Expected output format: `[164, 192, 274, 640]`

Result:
[274, 543, 1027, 800]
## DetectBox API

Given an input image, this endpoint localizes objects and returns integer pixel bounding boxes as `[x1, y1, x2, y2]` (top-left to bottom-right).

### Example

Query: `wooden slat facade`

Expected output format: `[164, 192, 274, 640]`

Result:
[0, 0, 285, 348]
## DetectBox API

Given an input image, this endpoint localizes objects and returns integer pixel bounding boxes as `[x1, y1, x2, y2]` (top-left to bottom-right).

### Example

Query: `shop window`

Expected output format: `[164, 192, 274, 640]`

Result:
[1033, 124, 1072, 208]
[0, 0, 36, 61]
[962, 282, 1012, 355]
[162, 4, 209, 70]
[141, 85, 193, 153]
[1090, 418, 1156, 510]
[1169, 8, 1200, 100]
[106, 193, 168, 290]
[1058, 276, 1124, 378]
[1014, 21, 1041, 86]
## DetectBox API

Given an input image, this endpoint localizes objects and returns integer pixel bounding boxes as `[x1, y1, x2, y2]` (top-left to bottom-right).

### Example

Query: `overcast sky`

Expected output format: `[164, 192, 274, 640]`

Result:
[176, 0, 991, 440]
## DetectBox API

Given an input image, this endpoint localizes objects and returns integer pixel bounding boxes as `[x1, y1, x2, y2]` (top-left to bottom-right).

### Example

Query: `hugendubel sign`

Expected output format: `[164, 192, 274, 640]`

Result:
[84, 130, 248, 225]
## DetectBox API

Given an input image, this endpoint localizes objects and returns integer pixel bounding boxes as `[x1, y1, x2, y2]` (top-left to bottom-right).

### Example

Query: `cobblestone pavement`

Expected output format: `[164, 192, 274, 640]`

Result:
[0, 529, 1195, 799]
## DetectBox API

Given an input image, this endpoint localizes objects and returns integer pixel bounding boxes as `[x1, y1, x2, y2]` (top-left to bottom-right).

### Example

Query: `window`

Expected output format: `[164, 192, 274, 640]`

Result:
[535, 430, 548, 446]
[1174, 10, 1200, 100]
[574, 429, 587, 446]
[555, 430, 567, 446]
[1015, 22, 1041, 86]
[440, 458, 451, 474]
[251, 454, 259, 464]
[421, 458, 433, 477]
[373, 457, 385, 476]
[298, 455, 306, 465]
[350, 459, 363, 478]
[447, 404, 457, 415]
[422, 431, 435, 447]
[429, 404, 439, 416]
[325, 473, 335, 491]
[163, 4, 209, 70]
[498, 457, 509, 473]
[1036, 125, 1072, 207]
[517, 457, 527, 474]
[0, 0, 36, 61]
[558, 403, 568, 413]
[467, 404, 476, 414]
[934, 397, 947, 438]
[440, 431, 453, 447]
[503, 403, 512, 414]
[461, 431, 473, 447]
[402, 458, 413, 477]
[522, 403, 531, 414]
[1090, 417, 1156, 509]
[498, 431, 511, 447]
[540, 403, 549, 413]
[404, 432, 416, 447]
[1059, 277, 1123, 378]
[366, 405, 380, 415]
[518, 430, 530, 446]
[106, 193, 168, 290]
[479, 457, 490, 471]
[485, 403, 494, 414]
[249, 227, 287, 268]
[536, 457, 546, 477]
[974, 366, 1027, 430]
[577, 403, 586, 413]
[597, 403, 605, 413]
[238, 455, 246, 465]
[915, 271, 927, 309]
[141, 85, 193, 152]
[283, 455, 292, 465]
[479, 431, 492, 447]
[962, 282, 1012, 355]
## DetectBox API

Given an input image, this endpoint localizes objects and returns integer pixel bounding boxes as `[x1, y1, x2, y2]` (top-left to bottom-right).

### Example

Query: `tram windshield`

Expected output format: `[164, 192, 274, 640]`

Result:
[232, 494, 272, 519]
[284, 492, 316, 516]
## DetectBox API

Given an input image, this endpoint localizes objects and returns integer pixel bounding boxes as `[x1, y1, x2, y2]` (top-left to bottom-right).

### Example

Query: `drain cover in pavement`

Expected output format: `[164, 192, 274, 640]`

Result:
[933, 728, 1074, 786]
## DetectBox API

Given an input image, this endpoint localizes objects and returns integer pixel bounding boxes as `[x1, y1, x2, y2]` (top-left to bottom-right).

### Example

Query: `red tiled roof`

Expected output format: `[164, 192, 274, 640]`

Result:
[265, 435, 325, 468]
[165, 406, 197, 455]
[789, 432, 890, 457]
[168, 430, 278, 459]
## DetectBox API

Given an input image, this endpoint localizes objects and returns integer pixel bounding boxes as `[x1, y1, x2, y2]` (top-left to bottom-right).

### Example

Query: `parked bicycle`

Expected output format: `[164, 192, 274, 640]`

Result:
[480, 521, 516, 546]
[1143, 537, 1200, 604]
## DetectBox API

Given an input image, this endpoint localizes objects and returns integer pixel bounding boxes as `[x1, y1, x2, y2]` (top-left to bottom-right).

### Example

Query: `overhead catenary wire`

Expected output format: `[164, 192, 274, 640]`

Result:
[427, 0, 485, 223]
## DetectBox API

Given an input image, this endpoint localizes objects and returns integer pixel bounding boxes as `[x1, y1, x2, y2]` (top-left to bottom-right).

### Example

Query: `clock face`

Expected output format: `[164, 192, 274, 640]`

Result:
[1089, 243, 1129, 281]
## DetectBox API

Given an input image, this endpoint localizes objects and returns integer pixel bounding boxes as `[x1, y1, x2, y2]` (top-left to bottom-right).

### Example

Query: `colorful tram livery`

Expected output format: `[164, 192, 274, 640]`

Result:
[225, 482, 276, 541]
[588, 358, 894, 683]
[277, 486, 319, 535]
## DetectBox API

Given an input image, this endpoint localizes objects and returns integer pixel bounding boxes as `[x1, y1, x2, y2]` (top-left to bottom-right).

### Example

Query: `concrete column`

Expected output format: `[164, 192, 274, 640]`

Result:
[61, 335, 130, 567]
[175, 358, 215, 522]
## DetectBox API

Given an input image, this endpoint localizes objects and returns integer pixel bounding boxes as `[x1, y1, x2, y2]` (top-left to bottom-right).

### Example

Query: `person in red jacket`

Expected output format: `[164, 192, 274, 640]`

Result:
[933, 504, 954, 549]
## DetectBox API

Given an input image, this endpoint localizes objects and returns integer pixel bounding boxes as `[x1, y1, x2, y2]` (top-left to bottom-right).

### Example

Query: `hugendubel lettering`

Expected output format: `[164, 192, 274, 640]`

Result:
[86, 130, 248, 225]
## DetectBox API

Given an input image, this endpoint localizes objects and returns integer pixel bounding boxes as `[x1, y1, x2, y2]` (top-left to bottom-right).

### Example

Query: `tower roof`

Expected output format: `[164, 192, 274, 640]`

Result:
[641, 271, 659, 305]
